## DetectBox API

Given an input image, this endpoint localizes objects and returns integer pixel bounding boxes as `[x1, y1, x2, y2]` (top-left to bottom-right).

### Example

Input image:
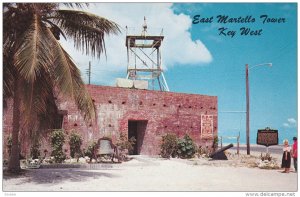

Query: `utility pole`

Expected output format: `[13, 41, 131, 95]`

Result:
[245, 62, 272, 155]
[86, 61, 91, 85]
[246, 64, 250, 155]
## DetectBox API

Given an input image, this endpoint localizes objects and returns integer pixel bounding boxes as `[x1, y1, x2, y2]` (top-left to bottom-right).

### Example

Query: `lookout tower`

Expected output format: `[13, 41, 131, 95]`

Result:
[123, 17, 169, 91]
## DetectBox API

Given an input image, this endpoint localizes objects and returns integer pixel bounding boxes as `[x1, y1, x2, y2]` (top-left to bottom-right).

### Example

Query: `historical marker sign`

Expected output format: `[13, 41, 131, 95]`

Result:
[201, 114, 214, 139]
[256, 128, 278, 147]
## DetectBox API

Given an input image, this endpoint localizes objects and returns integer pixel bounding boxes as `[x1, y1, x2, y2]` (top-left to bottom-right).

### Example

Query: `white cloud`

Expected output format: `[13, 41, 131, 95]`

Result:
[60, 3, 212, 85]
[283, 118, 297, 128]
[288, 118, 296, 124]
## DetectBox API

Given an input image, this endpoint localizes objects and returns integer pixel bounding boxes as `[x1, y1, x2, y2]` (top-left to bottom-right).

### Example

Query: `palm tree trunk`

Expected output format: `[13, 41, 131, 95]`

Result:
[8, 74, 22, 173]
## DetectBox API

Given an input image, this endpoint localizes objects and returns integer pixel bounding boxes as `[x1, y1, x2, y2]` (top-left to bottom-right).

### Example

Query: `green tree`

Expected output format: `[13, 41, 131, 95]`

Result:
[50, 129, 66, 163]
[3, 3, 120, 172]
[69, 132, 82, 160]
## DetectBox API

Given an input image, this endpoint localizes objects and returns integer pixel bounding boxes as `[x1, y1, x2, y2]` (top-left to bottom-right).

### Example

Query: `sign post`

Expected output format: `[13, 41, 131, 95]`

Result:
[256, 127, 278, 152]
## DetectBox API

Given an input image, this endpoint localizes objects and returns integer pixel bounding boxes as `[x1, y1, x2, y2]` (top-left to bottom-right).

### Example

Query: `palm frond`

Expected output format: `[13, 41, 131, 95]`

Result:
[44, 26, 75, 97]
[62, 49, 96, 121]
[3, 6, 26, 53]
[3, 38, 16, 101]
[5, 3, 104, 125]
[62, 3, 89, 9]
[44, 27, 96, 121]
[21, 69, 55, 126]
[3, 64, 15, 99]
[13, 14, 53, 83]
[42, 18, 67, 40]
[49, 9, 120, 58]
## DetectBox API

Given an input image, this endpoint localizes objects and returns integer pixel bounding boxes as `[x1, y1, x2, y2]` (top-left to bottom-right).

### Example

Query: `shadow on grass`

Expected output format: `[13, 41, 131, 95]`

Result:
[3, 168, 119, 185]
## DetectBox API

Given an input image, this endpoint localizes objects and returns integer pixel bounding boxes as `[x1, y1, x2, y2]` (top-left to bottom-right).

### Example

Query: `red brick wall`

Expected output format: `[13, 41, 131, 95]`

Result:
[59, 85, 218, 155]
[3, 85, 218, 157]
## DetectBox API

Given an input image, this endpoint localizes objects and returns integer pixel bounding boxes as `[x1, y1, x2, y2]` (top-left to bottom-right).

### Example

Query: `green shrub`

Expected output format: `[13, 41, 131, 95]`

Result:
[160, 133, 179, 158]
[84, 141, 97, 160]
[197, 145, 210, 157]
[116, 133, 136, 154]
[177, 134, 197, 159]
[51, 149, 66, 163]
[69, 132, 82, 159]
[50, 129, 66, 163]
[7, 135, 12, 156]
[43, 149, 48, 159]
[30, 139, 41, 159]
[212, 136, 219, 152]
[260, 152, 272, 161]
[6, 135, 23, 158]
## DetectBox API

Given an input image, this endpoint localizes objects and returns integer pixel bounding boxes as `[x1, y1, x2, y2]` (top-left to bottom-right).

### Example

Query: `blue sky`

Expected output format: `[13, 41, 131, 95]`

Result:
[62, 3, 297, 144]
[170, 3, 297, 143]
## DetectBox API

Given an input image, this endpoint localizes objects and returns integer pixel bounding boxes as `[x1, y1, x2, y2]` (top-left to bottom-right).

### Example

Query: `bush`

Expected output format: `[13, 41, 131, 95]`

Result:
[43, 149, 48, 159]
[212, 136, 219, 152]
[69, 132, 82, 159]
[50, 129, 66, 163]
[160, 133, 178, 158]
[116, 133, 136, 153]
[84, 141, 97, 160]
[177, 134, 197, 159]
[6, 135, 23, 159]
[7, 135, 12, 156]
[197, 145, 210, 157]
[30, 139, 41, 159]
[260, 152, 272, 161]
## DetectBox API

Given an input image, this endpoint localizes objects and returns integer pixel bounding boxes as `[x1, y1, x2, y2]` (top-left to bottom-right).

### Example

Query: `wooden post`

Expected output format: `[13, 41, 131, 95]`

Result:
[237, 134, 240, 155]
[246, 64, 250, 155]
[220, 136, 223, 149]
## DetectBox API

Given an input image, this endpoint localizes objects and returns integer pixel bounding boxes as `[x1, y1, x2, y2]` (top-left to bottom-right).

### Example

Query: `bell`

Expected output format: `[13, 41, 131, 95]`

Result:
[98, 139, 114, 155]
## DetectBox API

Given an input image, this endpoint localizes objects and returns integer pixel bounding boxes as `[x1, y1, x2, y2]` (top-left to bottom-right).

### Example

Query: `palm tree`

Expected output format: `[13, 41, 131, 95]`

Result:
[3, 3, 120, 172]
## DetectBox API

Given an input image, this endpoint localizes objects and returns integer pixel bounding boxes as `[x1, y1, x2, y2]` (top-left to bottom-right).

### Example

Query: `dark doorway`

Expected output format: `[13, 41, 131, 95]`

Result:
[128, 120, 147, 155]
[53, 110, 67, 129]
[53, 114, 64, 129]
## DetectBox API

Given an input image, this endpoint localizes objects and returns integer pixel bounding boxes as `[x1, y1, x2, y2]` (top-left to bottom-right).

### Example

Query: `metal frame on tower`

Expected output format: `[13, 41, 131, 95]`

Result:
[125, 17, 169, 91]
